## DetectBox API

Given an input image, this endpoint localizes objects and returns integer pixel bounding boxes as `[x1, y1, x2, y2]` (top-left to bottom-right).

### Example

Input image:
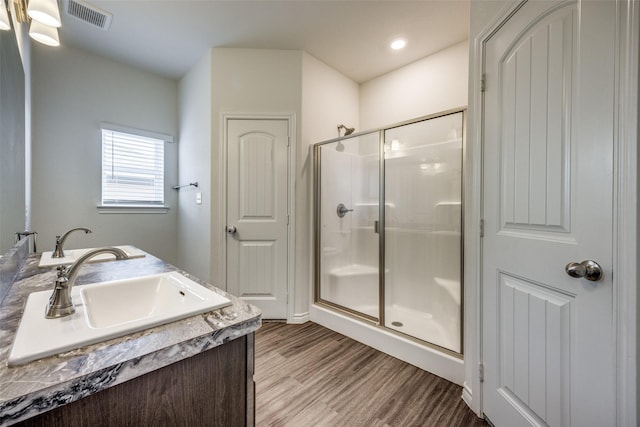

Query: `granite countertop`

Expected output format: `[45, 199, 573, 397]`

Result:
[0, 251, 261, 426]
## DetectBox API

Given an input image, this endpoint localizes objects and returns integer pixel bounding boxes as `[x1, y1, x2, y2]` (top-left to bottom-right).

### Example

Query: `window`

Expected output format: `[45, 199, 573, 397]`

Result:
[100, 123, 172, 209]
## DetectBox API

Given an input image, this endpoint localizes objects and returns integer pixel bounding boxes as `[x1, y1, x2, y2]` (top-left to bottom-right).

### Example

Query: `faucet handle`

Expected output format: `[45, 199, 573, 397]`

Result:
[53, 266, 70, 292]
[47, 267, 74, 318]
[56, 265, 68, 277]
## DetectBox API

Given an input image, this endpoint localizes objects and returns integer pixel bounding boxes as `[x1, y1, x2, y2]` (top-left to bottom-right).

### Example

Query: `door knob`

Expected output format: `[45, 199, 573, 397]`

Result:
[226, 226, 237, 234]
[565, 260, 603, 282]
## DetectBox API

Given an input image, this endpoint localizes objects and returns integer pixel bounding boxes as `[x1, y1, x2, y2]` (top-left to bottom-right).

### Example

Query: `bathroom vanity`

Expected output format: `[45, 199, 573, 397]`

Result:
[0, 242, 261, 426]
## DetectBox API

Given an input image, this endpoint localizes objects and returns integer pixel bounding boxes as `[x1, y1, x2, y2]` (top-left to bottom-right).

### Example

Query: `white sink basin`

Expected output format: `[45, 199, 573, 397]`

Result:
[38, 245, 145, 267]
[8, 272, 232, 366]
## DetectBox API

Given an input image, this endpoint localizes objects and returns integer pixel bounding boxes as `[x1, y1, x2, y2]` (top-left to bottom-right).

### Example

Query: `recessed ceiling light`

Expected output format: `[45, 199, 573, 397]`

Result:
[390, 38, 407, 50]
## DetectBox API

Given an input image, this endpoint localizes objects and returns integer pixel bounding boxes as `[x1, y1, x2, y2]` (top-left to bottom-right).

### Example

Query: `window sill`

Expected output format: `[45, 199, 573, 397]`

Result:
[97, 205, 169, 214]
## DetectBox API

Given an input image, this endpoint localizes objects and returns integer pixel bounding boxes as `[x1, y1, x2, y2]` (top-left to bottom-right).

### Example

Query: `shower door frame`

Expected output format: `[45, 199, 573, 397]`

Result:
[312, 130, 382, 324]
[313, 107, 466, 356]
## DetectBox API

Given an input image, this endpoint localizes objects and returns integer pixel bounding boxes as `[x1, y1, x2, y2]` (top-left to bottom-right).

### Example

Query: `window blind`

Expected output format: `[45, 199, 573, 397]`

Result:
[101, 129, 165, 206]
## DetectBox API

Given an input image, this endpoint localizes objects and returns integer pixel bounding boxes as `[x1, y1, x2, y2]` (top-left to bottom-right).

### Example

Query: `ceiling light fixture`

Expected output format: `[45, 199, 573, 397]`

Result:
[27, 0, 60, 27]
[29, 18, 59, 45]
[390, 38, 407, 50]
[0, 0, 62, 47]
[0, 1, 10, 30]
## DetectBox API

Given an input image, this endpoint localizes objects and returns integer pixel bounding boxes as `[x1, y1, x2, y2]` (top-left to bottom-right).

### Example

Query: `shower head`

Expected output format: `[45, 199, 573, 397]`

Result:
[337, 124, 355, 137]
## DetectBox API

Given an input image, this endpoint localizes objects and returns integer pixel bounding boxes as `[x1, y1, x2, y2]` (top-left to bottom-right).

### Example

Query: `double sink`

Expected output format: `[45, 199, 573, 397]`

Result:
[8, 247, 231, 366]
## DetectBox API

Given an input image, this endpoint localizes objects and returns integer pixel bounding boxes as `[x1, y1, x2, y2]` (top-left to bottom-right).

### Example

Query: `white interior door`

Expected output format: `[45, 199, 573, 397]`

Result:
[482, 1, 615, 426]
[226, 119, 289, 319]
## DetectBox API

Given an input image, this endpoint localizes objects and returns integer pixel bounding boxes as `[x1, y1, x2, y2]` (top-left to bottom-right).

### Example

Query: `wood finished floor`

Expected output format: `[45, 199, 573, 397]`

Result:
[255, 322, 487, 427]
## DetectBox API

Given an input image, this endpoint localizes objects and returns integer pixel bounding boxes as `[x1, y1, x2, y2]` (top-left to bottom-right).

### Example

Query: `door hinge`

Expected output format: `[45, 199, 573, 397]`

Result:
[479, 363, 485, 382]
[480, 73, 486, 92]
[287, 214, 290, 225]
[480, 219, 485, 237]
[287, 136, 291, 147]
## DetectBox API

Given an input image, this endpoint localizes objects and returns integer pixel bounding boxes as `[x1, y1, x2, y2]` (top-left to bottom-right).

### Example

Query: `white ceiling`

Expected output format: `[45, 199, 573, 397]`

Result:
[59, 0, 470, 83]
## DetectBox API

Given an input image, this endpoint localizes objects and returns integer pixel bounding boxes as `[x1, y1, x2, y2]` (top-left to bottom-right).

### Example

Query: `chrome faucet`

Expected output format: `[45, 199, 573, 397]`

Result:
[52, 227, 92, 258]
[45, 247, 129, 319]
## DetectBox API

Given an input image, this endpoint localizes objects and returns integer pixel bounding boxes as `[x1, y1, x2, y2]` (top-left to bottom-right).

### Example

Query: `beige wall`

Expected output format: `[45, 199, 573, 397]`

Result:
[360, 41, 468, 130]
[177, 51, 213, 281]
[300, 52, 359, 317]
[31, 44, 179, 263]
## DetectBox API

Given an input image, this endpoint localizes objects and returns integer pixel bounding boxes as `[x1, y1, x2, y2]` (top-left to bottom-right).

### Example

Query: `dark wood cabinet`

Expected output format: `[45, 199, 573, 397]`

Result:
[17, 334, 255, 427]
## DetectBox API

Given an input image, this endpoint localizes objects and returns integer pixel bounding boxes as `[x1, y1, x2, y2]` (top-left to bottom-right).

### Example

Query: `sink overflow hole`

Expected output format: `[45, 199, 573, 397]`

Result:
[391, 321, 403, 327]
[179, 291, 185, 296]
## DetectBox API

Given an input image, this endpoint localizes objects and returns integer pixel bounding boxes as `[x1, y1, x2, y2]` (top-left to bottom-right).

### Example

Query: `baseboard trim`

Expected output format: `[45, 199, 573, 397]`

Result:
[462, 381, 477, 414]
[289, 312, 309, 324]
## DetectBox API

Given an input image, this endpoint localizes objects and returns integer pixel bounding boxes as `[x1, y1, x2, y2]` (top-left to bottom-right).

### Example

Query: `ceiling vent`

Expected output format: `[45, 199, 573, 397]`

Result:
[65, 0, 113, 31]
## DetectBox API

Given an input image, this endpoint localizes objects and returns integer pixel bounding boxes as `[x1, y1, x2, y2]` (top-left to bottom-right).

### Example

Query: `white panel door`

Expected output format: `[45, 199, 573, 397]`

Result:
[226, 119, 289, 319]
[482, 1, 615, 426]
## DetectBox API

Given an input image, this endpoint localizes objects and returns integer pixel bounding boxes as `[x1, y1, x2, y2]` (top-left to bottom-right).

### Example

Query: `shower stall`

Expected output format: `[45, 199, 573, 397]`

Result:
[313, 109, 464, 357]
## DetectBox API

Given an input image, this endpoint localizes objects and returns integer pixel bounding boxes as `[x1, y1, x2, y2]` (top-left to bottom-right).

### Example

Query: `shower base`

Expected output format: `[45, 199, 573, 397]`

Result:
[325, 265, 460, 352]
[385, 304, 459, 353]
[348, 302, 460, 353]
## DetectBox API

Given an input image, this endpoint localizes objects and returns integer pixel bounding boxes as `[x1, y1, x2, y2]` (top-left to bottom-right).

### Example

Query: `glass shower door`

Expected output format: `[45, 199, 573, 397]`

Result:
[383, 112, 463, 352]
[316, 132, 380, 319]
